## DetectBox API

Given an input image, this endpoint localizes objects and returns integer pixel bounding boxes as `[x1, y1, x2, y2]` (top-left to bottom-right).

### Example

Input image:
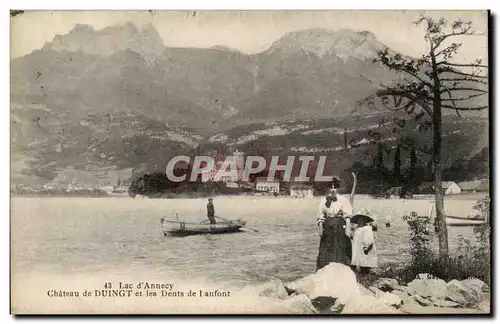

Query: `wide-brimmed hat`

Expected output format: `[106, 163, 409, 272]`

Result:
[351, 208, 375, 224]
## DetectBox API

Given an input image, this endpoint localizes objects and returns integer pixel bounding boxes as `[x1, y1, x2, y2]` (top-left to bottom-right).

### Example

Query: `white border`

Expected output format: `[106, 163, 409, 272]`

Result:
[3, 1, 498, 323]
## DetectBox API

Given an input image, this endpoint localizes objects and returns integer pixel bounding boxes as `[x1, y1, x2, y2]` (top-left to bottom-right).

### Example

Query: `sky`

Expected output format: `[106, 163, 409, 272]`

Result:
[10, 10, 488, 62]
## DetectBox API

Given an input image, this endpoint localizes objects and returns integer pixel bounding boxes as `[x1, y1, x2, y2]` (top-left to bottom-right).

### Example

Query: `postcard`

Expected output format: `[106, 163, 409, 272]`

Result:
[10, 10, 490, 314]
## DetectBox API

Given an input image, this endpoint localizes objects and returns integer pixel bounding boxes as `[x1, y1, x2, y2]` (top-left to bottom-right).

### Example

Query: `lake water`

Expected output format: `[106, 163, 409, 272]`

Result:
[11, 195, 484, 288]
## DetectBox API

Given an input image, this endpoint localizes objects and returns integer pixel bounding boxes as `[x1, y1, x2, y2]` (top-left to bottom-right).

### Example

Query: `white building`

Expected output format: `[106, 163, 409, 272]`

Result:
[255, 177, 280, 193]
[201, 168, 217, 182]
[419, 181, 461, 195]
[290, 184, 314, 198]
[233, 149, 245, 181]
[202, 151, 245, 184]
[442, 181, 462, 195]
[458, 179, 489, 193]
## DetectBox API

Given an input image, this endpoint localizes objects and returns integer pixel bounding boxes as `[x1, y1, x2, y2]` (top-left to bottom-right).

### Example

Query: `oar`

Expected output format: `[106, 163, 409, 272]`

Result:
[243, 226, 260, 232]
[215, 216, 259, 232]
[214, 215, 230, 222]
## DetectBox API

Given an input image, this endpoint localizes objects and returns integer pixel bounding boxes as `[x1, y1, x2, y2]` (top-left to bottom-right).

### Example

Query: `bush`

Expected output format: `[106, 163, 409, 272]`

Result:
[381, 198, 491, 285]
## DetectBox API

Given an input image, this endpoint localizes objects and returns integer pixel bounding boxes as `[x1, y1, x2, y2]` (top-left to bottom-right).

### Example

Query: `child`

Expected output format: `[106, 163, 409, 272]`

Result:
[350, 209, 379, 275]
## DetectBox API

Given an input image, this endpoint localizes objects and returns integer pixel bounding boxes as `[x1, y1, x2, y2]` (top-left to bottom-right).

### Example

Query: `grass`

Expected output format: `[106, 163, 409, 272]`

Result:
[367, 220, 491, 287]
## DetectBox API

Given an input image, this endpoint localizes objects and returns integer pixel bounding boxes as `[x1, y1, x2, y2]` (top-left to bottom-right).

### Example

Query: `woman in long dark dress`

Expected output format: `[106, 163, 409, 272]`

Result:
[316, 180, 353, 271]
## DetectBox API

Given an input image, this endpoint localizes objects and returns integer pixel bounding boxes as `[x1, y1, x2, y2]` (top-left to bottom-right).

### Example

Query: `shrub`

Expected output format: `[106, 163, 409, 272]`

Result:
[385, 198, 491, 285]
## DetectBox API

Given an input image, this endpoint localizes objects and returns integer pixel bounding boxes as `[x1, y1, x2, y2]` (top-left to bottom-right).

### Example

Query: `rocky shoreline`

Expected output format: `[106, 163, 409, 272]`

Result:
[240, 263, 491, 314]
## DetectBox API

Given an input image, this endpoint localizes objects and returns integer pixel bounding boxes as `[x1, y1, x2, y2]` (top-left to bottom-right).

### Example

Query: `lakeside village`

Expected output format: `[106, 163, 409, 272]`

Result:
[12, 148, 492, 313]
[12, 149, 489, 199]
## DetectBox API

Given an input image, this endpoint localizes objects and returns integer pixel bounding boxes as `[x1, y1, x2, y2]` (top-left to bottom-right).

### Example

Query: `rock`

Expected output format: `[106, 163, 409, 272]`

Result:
[461, 278, 489, 293]
[400, 297, 426, 314]
[402, 306, 489, 314]
[392, 290, 410, 305]
[414, 295, 433, 306]
[310, 296, 337, 311]
[446, 280, 481, 307]
[373, 278, 400, 292]
[358, 283, 375, 297]
[460, 278, 489, 302]
[380, 292, 403, 308]
[255, 278, 289, 300]
[477, 300, 490, 313]
[430, 296, 461, 308]
[407, 278, 447, 299]
[341, 294, 402, 314]
[287, 263, 360, 306]
[368, 285, 402, 308]
[328, 299, 345, 314]
[280, 294, 318, 314]
[393, 285, 406, 292]
[368, 286, 385, 297]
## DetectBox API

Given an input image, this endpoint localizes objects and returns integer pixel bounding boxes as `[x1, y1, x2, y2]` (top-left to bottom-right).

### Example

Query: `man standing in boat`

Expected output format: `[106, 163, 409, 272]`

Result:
[207, 198, 216, 224]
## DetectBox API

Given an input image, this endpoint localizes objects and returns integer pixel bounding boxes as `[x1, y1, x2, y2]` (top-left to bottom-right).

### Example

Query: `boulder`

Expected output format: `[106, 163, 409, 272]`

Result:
[287, 263, 360, 306]
[460, 278, 489, 302]
[407, 278, 447, 299]
[280, 294, 318, 314]
[430, 297, 461, 308]
[358, 283, 375, 297]
[392, 289, 411, 305]
[446, 280, 481, 307]
[393, 285, 406, 292]
[380, 292, 403, 308]
[402, 306, 488, 314]
[477, 300, 490, 313]
[310, 296, 337, 312]
[400, 297, 426, 314]
[414, 295, 433, 306]
[372, 278, 400, 292]
[254, 278, 289, 300]
[461, 278, 489, 293]
[341, 294, 402, 314]
[368, 285, 402, 308]
[328, 299, 345, 314]
[368, 286, 385, 297]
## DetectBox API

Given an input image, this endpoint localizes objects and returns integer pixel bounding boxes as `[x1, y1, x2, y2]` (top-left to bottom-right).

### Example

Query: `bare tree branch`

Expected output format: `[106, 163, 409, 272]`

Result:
[439, 69, 488, 79]
[441, 104, 488, 110]
[440, 62, 488, 68]
[440, 77, 488, 85]
[434, 29, 473, 48]
[442, 87, 488, 93]
[441, 92, 486, 101]
[440, 85, 458, 109]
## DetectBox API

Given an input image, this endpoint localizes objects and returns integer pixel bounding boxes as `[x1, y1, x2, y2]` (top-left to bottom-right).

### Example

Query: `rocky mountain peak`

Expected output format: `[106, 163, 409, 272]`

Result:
[267, 28, 384, 61]
[42, 22, 165, 57]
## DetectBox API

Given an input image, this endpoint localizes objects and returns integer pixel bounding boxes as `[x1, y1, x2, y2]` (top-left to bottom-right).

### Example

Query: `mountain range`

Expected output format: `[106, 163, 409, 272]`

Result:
[10, 22, 489, 185]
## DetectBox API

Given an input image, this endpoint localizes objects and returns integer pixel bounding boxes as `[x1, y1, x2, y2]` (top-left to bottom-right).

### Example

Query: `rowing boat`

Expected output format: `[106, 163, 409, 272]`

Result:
[446, 215, 487, 227]
[426, 202, 488, 227]
[160, 218, 247, 237]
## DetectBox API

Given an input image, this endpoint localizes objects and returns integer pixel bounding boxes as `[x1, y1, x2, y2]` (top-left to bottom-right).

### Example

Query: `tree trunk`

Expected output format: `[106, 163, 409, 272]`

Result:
[433, 103, 448, 256]
[429, 38, 449, 256]
[343, 129, 348, 152]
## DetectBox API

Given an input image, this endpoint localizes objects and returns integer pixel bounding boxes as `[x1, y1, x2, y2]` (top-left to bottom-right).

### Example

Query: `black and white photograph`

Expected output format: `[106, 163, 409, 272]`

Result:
[9, 10, 491, 314]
